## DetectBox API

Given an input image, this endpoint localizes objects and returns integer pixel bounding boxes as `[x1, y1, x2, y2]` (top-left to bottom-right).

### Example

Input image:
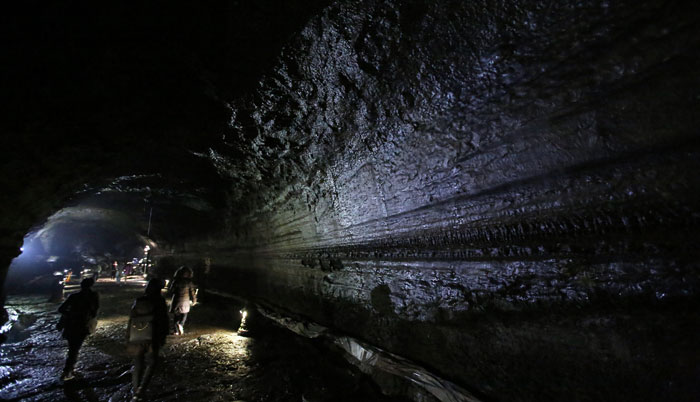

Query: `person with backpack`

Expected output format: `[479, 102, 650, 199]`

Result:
[126, 278, 169, 401]
[57, 277, 99, 381]
[167, 266, 197, 335]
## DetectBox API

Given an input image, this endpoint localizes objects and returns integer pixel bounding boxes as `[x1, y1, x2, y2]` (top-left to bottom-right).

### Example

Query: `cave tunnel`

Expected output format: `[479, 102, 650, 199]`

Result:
[2, 1, 700, 401]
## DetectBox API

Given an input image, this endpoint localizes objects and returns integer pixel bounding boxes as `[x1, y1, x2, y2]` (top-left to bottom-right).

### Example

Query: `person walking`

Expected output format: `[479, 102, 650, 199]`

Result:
[57, 277, 99, 381]
[126, 278, 169, 401]
[167, 266, 197, 335]
[117, 263, 125, 284]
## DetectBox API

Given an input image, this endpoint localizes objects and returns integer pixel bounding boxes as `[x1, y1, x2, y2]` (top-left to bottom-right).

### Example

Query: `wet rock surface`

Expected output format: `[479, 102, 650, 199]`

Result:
[1, 282, 398, 402]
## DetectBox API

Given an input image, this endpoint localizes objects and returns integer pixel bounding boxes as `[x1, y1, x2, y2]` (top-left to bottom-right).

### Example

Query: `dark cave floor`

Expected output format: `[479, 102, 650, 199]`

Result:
[0, 281, 398, 402]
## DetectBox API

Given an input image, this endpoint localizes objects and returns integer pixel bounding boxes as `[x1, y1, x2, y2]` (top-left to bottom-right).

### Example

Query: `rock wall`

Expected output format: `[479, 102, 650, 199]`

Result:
[1, 0, 698, 400]
[185, 0, 700, 400]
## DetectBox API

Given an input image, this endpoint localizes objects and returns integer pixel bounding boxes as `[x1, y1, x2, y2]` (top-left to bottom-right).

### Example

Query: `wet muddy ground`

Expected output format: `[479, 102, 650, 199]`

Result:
[1, 281, 399, 401]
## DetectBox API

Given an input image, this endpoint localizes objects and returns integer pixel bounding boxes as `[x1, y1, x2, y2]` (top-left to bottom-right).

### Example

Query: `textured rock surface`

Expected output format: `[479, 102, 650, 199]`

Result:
[186, 1, 700, 400]
[2, 0, 700, 401]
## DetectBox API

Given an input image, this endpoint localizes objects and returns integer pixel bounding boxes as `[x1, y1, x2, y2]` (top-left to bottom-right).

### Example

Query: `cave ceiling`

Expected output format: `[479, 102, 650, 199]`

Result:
[2, 0, 699, 268]
[1, 0, 698, 261]
[1, 0, 332, 260]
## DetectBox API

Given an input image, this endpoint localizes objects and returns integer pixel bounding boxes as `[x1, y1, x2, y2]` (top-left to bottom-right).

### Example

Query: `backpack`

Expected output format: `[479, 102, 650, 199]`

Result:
[128, 297, 154, 344]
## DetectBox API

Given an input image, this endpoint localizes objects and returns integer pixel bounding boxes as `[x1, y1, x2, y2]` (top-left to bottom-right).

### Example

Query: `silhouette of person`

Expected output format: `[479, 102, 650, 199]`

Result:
[167, 266, 197, 335]
[57, 277, 99, 380]
[127, 278, 169, 401]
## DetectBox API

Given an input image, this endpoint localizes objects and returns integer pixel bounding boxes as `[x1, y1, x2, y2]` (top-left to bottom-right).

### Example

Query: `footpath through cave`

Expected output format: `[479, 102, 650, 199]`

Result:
[0, 280, 401, 402]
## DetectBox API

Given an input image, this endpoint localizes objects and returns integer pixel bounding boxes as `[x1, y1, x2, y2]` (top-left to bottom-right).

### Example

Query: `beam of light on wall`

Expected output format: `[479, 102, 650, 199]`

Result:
[0, 308, 19, 334]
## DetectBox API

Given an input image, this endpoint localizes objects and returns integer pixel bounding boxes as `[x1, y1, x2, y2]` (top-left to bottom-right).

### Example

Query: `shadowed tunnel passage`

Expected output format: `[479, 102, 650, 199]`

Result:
[2, 1, 700, 401]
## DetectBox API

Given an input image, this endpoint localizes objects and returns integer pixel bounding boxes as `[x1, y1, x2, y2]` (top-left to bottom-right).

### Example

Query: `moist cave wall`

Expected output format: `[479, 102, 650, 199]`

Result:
[169, 1, 700, 401]
[2, 0, 699, 401]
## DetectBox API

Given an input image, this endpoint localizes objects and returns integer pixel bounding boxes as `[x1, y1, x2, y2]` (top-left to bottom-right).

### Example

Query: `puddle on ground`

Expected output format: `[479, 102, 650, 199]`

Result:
[1, 282, 400, 401]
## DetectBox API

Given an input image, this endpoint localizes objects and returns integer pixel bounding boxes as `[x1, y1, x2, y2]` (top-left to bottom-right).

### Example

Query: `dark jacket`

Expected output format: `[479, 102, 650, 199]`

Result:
[58, 289, 99, 339]
[167, 278, 196, 314]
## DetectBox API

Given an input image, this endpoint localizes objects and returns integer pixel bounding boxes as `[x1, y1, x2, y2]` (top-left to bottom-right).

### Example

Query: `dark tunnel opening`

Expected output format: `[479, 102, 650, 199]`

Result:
[2, 0, 700, 401]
